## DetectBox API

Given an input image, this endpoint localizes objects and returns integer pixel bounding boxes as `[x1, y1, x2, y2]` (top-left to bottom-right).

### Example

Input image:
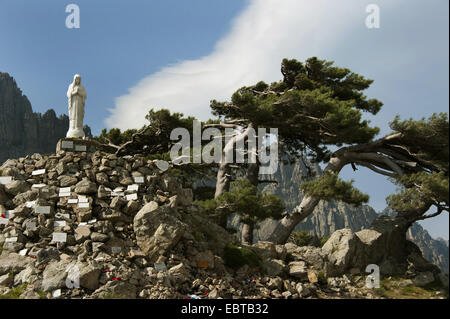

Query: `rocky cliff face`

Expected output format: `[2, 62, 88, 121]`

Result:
[0, 72, 91, 164]
[260, 159, 379, 238]
[230, 159, 378, 242]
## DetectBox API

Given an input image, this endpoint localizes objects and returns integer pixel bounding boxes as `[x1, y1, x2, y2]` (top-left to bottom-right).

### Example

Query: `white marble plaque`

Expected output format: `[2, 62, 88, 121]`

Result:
[75, 144, 87, 152]
[19, 248, 28, 256]
[26, 221, 36, 229]
[67, 198, 78, 204]
[52, 232, 67, 243]
[26, 201, 36, 208]
[111, 191, 124, 197]
[35, 206, 51, 214]
[54, 220, 66, 227]
[59, 192, 71, 197]
[5, 237, 18, 243]
[88, 218, 97, 224]
[32, 183, 47, 189]
[61, 140, 74, 149]
[79, 222, 87, 226]
[0, 218, 8, 225]
[31, 169, 46, 176]
[0, 176, 12, 184]
[127, 184, 139, 192]
[126, 193, 138, 201]
[60, 187, 71, 193]
[78, 202, 90, 209]
[78, 196, 88, 203]
[154, 262, 167, 272]
[133, 176, 144, 184]
[111, 246, 122, 254]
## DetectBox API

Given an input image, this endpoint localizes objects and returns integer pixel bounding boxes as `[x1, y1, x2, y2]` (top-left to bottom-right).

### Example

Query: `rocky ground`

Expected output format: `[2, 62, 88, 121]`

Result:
[0, 149, 448, 299]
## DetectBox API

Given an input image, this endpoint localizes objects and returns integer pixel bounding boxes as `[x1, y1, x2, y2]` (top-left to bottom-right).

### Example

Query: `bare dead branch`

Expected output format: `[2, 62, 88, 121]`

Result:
[355, 161, 397, 178]
[411, 207, 444, 222]
[345, 152, 405, 177]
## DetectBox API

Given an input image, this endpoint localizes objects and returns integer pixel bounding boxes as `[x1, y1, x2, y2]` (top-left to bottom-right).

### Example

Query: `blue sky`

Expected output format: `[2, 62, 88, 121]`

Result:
[0, 0, 448, 239]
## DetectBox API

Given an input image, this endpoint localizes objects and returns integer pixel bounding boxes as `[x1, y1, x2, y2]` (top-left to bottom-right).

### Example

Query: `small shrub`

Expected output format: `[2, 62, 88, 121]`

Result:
[374, 287, 388, 298]
[319, 236, 329, 247]
[37, 290, 47, 299]
[0, 283, 28, 299]
[193, 186, 216, 201]
[101, 292, 126, 299]
[400, 286, 417, 294]
[192, 231, 203, 242]
[285, 253, 295, 263]
[317, 271, 327, 285]
[144, 152, 171, 162]
[223, 243, 260, 270]
[288, 231, 321, 247]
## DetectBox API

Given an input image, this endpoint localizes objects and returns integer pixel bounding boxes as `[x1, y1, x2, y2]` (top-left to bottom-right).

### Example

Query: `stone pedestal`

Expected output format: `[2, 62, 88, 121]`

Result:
[56, 138, 117, 154]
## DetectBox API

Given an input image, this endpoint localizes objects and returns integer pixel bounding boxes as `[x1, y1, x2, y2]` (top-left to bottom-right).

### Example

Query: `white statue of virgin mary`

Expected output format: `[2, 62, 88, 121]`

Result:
[66, 74, 87, 138]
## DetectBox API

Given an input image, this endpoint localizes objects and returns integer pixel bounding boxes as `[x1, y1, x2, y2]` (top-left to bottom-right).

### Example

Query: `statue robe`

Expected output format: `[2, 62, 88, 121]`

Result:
[66, 78, 87, 137]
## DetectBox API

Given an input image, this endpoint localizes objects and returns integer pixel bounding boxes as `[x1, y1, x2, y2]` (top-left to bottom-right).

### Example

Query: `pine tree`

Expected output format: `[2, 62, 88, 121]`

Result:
[269, 113, 449, 244]
[198, 179, 284, 244]
[207, 57, 383, 240]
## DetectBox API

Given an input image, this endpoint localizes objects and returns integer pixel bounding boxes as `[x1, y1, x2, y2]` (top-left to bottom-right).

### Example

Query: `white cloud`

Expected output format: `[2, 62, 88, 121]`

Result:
[103, 0, 448, 239]
[105, 0, 402, 130]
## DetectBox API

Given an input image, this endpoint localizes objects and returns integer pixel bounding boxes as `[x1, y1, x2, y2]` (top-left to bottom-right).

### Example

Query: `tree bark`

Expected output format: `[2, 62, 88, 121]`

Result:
[215, 125, 253, 198]
[215, 160, 232, 198]
[241, 160, 260, 244]
[242, 223, 254, 245]
[247, 161, 260, 187]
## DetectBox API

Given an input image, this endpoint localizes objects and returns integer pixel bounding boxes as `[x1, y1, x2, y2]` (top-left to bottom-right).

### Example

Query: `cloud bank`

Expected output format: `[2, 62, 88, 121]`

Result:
[106, 0, 400, 130]
[104, 0, 449, 239]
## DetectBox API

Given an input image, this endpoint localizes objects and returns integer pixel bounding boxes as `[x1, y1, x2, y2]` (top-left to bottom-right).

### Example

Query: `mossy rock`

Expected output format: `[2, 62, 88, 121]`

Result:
[317, 271, 327, 285]
[372, 277, 448, 299]
[223, 244, 261, 270]
[0, 283, 28, 299]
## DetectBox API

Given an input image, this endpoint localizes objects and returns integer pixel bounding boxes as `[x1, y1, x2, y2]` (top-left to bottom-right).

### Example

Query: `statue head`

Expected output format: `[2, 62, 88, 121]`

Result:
[73, 74, 81, 85]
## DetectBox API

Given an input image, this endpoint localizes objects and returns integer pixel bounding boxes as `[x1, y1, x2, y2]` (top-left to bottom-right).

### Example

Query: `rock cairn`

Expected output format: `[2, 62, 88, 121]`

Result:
[0, 150, 447, 299]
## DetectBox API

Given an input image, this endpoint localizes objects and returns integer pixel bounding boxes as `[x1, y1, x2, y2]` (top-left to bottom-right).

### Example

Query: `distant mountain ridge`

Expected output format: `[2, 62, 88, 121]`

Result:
[0, 72, 92, 164]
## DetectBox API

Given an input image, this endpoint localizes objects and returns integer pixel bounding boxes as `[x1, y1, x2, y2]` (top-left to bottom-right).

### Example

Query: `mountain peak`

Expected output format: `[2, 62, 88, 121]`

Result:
[0, 72, 91, 164]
